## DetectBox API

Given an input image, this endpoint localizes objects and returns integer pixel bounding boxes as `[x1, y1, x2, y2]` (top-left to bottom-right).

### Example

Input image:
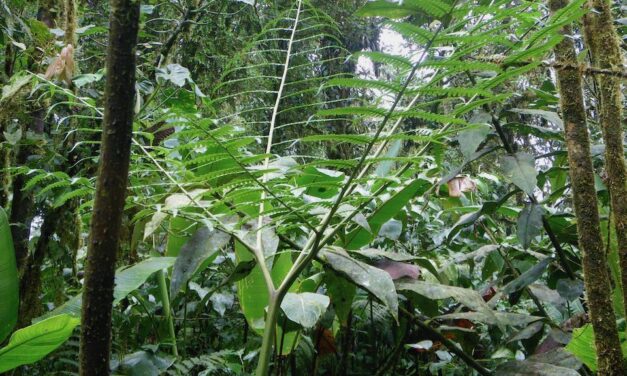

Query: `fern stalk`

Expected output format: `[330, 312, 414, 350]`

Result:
[256, 3, 303, 375]
[256, 0, 303, 267]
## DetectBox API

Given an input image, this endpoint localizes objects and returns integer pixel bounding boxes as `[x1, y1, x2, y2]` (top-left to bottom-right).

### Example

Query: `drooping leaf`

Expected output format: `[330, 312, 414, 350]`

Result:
[0, 208, 18, 343]
[320, 247, 398, 321]
[501, 152, 538, 196]
[281, 293, 330, 328]
[517, 203, 545, 249]
[112, 350, 174, 376]
[0, 315, 79, 372]
[457, 124, 491, 160]
[509, 108, 563, 129]
[169, 226, 230, 298]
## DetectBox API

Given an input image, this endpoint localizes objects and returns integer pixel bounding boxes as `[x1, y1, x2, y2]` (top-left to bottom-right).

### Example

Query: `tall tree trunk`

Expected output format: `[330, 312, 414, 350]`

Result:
[79, 1, 140, 375]
[582, 0, 627, 317]
[548, 0, 625, 374]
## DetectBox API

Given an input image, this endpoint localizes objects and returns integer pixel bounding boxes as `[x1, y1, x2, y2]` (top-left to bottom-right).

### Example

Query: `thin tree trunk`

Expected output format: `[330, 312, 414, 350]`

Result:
[548, 0, 625, 374]
[79, 1, 140, 375]
[582, 0, 627, 317]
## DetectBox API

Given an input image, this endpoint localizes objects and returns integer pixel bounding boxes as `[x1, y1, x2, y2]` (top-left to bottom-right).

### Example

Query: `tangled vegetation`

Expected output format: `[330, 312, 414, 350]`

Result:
[0, 0, 626, 375]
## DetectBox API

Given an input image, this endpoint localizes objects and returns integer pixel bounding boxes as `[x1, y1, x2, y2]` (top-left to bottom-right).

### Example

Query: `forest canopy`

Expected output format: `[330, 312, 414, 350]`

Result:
[0, 0, 626, 375]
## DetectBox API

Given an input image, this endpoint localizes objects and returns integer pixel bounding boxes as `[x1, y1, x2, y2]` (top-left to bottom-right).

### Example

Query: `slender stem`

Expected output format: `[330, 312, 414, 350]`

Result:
[256, 293, 282, 376]
[157, 270, 179, 357]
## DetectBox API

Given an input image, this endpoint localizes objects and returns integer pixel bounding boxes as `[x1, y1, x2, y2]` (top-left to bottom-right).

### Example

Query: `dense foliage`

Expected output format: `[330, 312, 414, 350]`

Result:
[0, 0, 626, 375]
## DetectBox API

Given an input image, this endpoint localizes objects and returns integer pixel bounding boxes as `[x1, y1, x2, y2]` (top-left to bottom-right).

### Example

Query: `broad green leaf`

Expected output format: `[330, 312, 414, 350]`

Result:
[165, 216, 198, 257]
[457, 124, 491, 160]
[0, 208, 18, 343]
[517, 203, 545, 249]
[0, 314, 79, 372]
[320, 247, 398, 321]
[501, 152, 538, 195]
[324, 271, 356, 325]
[397, 280, 501, 329]
[42, 257, 176, 319]
[235, 244, 298, 354]
[169, 226, 230, 298]
[294, 166, 344, 199]
[565, 324, 627, 372]
[346, 178, 431, 249]
[280, 293, 330, 328]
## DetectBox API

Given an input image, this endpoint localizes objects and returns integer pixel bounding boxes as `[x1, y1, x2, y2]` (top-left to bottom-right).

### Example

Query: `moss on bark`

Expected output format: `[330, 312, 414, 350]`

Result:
[582, 0, 627, 319]
[78, 1, 140, 375]
[549, 0, 625, 374]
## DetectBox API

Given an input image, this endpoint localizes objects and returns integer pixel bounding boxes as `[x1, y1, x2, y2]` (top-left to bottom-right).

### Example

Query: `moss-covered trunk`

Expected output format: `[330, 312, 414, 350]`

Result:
[79, 1, 140, 375]
[548, 0, 625, 374]
[582, 0, 627, 317]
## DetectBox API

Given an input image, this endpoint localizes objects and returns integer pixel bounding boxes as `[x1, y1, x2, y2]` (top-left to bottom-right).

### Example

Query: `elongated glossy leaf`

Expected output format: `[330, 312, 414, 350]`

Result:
[320, 247, 398, 321]
[0, 207, 18, 343]
[436, 312, 541, 326]
[397, 280, 501, 329]
[517, 203, 545, 249]
[500, 257, 552, 296]
[169, 226, 230, 298]
[496, 360, 579, 376]
[0, 314, 79, 372]
[346, 178, 430, 249]
[501, 152, 538, 195]
[42, 257, 176, 319]
[280, 293, 330, 328]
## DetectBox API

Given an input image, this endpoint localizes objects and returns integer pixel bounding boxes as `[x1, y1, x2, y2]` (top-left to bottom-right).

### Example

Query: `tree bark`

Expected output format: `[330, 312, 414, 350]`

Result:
[79, 1, 140, 375]
[582, 0, 627, 317]
[548, 0, 625, 374]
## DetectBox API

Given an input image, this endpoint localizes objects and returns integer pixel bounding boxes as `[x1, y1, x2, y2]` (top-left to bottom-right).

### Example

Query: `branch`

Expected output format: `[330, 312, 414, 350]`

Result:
[399, 307, 492, 376]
